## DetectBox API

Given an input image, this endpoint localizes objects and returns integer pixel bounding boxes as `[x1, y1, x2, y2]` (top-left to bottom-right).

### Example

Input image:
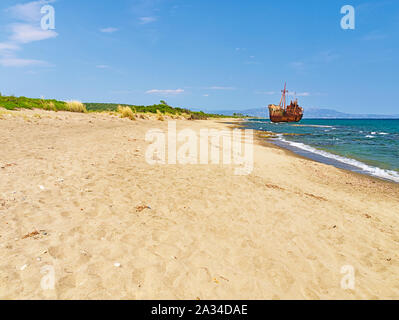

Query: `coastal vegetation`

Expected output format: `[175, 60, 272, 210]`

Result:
[0, 95, 69, 112]
[84, 102, 229, 119]
[0, 95, 240, 120]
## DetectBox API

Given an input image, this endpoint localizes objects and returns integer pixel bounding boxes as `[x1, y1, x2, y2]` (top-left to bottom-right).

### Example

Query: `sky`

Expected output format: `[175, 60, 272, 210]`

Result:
[0, 0, 398, 114]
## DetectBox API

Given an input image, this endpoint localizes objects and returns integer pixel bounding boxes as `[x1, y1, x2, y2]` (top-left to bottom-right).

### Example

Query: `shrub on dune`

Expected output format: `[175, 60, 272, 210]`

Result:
[65, 101, 87, 113]
[117, 105, 136, 120]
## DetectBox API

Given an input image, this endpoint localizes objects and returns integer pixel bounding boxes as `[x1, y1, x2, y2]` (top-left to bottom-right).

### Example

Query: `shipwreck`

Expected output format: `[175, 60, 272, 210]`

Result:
[268, 83, 304, 123]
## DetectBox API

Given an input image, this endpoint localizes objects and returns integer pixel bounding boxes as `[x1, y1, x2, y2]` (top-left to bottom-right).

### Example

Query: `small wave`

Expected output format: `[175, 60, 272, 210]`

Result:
[365, 135, 375, 138]
[250, 120, 270, 124]
[276, 136, 399, 183]
[292, 124, 334, 128]
[378, 132, 389, 135]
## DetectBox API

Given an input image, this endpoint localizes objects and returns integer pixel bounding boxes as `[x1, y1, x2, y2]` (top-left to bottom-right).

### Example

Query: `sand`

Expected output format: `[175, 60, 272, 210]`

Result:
[0, 108, 398, 299]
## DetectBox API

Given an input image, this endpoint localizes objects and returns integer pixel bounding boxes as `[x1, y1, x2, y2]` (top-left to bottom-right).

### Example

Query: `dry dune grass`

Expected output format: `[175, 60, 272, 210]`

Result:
[136, 112, 150, 120]
[117, 105, 136, 120]
[0, 109, 14, 118]
[0, 109, 30, 122]
[180, 112, 191, 120]
[42, 101, 57, 111]
[65, 101, 87, 113]
[164, 112, 180, 120]
[0, 109, 58, 123]
[156, 109, 165, 121]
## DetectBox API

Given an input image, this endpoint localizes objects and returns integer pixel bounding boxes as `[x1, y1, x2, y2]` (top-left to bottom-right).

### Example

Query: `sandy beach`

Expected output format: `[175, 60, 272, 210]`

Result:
[0, 108, 398, 300]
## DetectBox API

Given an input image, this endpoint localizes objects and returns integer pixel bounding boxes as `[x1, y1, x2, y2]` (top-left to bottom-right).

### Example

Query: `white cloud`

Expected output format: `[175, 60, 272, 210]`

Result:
[10, 23, 58, 43]
[139, 16, 157, 24]
[0, 43, 20, 52]
[100, 27, 119, 33]
[96, 65, 110, 69]
[203, 94, 209, 97]
[146, 89, 184, 94]
[0, 2, 57, 68]
[8, 0, 54, 22]
[0, 57, 48, 67]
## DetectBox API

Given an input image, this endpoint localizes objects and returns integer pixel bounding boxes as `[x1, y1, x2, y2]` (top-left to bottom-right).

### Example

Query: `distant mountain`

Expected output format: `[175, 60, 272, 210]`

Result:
[304, 108, 399, 119]
[209, 107, 399, 119]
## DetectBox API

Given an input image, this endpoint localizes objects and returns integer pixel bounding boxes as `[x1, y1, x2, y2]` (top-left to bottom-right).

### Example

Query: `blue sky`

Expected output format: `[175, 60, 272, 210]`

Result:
[0, 0, 398, 114]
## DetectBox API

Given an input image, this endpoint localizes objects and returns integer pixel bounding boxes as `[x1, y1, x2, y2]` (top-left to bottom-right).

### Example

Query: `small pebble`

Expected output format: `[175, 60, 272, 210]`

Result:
[38, 185, 45, 190]
[20, 264, 28, 271]
[114, 262, 121, 268]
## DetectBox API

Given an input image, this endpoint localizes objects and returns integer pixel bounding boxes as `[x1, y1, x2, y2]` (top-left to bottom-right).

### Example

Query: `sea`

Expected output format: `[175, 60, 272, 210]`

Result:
[241, 119, 399, 183]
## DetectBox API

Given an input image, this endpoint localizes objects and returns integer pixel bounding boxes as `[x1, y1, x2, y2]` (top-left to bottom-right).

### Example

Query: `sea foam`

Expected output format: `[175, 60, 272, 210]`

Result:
[275, 136, 399, 183]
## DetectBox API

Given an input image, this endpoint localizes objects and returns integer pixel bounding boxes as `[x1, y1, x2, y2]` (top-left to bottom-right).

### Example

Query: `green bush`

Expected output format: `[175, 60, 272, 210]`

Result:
[0, 95, 67, 111]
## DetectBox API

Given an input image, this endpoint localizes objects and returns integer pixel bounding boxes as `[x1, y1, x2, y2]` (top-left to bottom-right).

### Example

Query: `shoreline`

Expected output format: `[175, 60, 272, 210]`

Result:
[1, 110, 398, 299]
[236, 119, 399, 185]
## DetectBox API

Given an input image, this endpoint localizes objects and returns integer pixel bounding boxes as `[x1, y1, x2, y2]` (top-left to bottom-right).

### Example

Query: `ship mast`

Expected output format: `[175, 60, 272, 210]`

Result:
[279, 82, 287, 110]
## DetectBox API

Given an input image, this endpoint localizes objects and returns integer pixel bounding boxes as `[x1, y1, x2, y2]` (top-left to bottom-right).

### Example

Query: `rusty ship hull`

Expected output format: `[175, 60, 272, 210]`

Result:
[268, 104, 304, 123]
[268, 83, 304, 123]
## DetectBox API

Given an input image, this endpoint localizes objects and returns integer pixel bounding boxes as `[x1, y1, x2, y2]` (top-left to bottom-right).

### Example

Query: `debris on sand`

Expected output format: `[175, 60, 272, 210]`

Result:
[135, 205, 151, 213]
[22, 231, 40, 239]
[1, 163, 17, 169]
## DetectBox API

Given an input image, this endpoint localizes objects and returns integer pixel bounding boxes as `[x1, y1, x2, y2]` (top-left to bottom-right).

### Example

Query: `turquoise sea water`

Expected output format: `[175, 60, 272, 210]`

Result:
[242, 119, 399, 183]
